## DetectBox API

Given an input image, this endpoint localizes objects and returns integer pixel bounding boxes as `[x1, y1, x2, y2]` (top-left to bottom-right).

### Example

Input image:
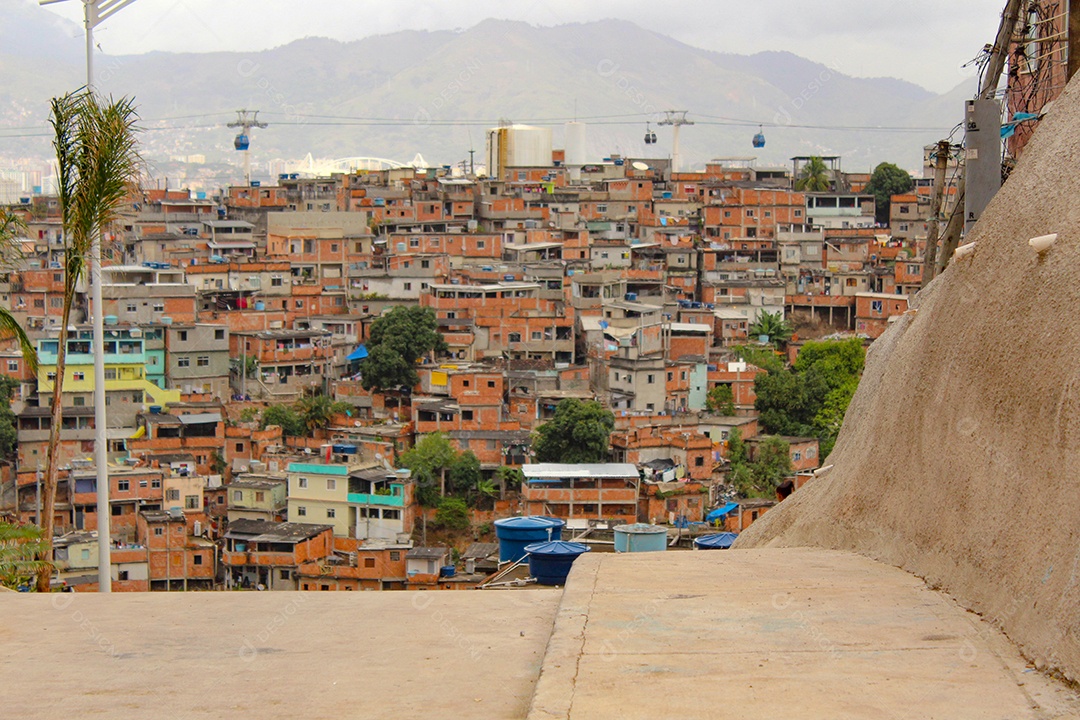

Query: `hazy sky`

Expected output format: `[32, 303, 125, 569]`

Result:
[40, 0, 1006, 94]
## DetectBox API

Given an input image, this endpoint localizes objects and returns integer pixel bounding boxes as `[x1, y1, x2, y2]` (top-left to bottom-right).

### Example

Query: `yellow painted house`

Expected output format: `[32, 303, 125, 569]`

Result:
[37, 331, 180, 409]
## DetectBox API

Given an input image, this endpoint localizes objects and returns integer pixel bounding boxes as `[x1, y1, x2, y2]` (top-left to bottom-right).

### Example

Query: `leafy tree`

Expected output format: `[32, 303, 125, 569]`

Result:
[494, 466, 524, 498]
[41, 90, 140, 591]
[432, 497, 470, 532]
[795, 156, 832, 192]
[726, 427, 748, 466]
[359, 306, 447, 392]
[296, 394, 332, 433]
[532, 399, 615, 464]
[749, 436, 794, 491]
[748, 310, 793, 347]
[239, 407, 259, 423]
[0, 376, 20, 460]
[730, 344, 785, 375]
[0, 522, 52, 590]
[330, 401, 357, 416]
[706, 384, 735, 415]
[209, 450, 228, 477]
[864, 161, 914, 226]
[753, 338, 865, 460]
[448, 451, 482, 498]
[400, 433, 457, 505]
[261, 404, 305, 436]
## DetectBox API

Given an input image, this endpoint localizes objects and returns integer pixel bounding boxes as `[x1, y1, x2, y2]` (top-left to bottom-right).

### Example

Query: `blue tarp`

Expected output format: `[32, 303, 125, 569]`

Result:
[346, 345, 369, 361]
[705, 501, 739, 523]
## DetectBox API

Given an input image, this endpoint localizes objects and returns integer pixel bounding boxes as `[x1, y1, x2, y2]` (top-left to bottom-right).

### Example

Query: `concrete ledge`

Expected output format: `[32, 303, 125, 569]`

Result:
[527, 548, 1080, 720]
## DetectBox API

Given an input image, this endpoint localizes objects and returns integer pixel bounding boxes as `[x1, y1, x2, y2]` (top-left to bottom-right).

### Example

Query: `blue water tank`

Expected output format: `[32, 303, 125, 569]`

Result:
[494, 516, 565, 563]
[254, 301, 265, 311]
[694, 532, 739, 550]
[148, 406, 162, 415]
[613, 523, 668, 553]
[525, 541, 590, 586]
[440, 565, 456, 578]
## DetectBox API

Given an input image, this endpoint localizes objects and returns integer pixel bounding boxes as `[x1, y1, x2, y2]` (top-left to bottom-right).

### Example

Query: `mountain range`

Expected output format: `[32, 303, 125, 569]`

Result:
[1, 0, 974, 182]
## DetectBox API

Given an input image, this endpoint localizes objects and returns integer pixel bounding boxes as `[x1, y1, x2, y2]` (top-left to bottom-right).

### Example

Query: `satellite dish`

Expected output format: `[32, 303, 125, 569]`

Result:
[375, 453, 383, 460]
[632, 161, 649, 171]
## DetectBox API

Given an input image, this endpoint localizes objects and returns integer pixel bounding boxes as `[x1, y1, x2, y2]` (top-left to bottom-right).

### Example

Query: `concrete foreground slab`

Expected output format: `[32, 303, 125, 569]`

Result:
[528, 548, 1080, 720]
[0, 588, 560, 719]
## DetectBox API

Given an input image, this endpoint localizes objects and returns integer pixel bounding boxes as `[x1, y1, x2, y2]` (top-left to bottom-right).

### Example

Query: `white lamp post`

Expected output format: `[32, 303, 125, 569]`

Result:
[40, 0, 139, 592]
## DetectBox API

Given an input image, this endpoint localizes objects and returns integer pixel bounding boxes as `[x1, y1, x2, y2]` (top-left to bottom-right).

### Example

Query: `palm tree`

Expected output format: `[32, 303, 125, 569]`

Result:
[749, 310, 793, 347]
[38, 91, 140, 591]
[0, 521, 53, 590]
[296, 394, 332, 434]
[795, 156, 832, 192]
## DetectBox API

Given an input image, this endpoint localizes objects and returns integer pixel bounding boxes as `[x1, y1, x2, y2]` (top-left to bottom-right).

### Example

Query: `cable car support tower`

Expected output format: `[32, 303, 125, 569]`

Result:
[658, 110, 693, 173]
[228, 109, 268, 186]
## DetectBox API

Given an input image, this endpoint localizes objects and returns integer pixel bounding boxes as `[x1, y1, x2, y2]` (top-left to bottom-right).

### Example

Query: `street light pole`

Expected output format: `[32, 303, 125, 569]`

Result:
[41, 0, 139, 593]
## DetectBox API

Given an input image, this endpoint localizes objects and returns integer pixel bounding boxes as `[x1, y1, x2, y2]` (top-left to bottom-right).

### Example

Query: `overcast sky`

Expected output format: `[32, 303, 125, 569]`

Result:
[40, 0, 1006, 94]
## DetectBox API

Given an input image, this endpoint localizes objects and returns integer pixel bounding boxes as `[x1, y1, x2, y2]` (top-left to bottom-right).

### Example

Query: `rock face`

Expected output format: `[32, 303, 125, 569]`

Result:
[736, 77, 1080, 680]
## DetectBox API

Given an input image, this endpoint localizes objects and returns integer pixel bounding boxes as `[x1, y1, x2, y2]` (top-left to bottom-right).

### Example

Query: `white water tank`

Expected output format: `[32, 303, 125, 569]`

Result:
[564, 121, 586, 168]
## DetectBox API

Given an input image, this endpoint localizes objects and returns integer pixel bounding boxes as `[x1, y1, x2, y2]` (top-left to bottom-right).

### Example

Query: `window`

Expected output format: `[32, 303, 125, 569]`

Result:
[177, 357, 190, 368]
[667, 372, 673, 381]
[695, 456, 704, 467]
[6, 360, 16, 372]
[153, 303, 164, 313]
[154, 527, 163, 536]
[871, 300, 883, 313]
[531, 331, 542, 341]
[215, 329, 225, 340]
[104, 368, 117, 380]
[647, 374, 655, 384]
[403, 282, 412, 291]
[152, 478, 161, 489]
[254, 491, 265, 502]
[233, 490, 242, 502]
[271, 275, 283, 287]
[326, 508, 336, 518]
[73, 396, 85, 407]
[746, 209, 755, 217]
[390, 551, 401, 561]
[117, 480, 129, 492]
[167, 489, 180, 501]
[508, 332, 521, 343]
[331, 243, 339, 253]
[461, 410, 474, 420]
[421, 259, 430, 269]
[185, 495, 199, 509]
[73, 371, 85, 381]
[794, 210, 802, 217]
[487, 380, 495, 388]
[178, 330, 188, 342]
[298, 477, 308, 488]
[235, 442, 244, 452]
[118, 570, 129, 581]
[280, 570, 291, 580]
[364, 557, 376, 568]
[295, 300, 304, 309]
[596, 204, 608, 213]
[193, 554, 203, 565]
[326, 478, 336, 491]
[197, 356, 209, 367]
[111, 505, 122, 516]
[297, 506, 307, 516]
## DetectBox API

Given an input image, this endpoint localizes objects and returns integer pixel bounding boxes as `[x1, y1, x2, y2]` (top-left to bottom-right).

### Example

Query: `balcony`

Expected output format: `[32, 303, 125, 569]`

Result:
[347, 492, 405, 507]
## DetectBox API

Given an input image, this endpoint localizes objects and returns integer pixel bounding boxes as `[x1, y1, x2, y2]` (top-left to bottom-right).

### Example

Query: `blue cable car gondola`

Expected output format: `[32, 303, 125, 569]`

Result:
[234, 133, 250, 151]
[752, 125, 766, 148]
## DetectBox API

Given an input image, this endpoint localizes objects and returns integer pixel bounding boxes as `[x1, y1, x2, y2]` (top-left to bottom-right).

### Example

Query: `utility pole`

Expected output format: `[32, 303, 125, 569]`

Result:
[1070, 0, 1080, 81]
[658, 111, 694, 174]
[227, 110, 269, 187]
[936, 0, 1023, 272]
[41, 0, 139, 594]
[921, 140, 951, 289]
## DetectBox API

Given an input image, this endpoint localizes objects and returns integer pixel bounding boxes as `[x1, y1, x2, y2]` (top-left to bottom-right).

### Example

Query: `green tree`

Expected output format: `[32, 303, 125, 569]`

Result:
[749, 436, 794, 491]
[0, 522, 53, 590]
[209, 450, 228, 477]
[41, 90, 140, 591]
[359, 306, 447, 392]
[494, 466, 524, 498]
[795, 156, 832, 192]
[532, 399, 615, 464]
[296, 394, 332, 433]
[0, 211, 37, 368]
[432, 497, 470, 532]
[731, 344, 786, 374]
[261, 404, 305, 436]
[0, 376, 20, 460]
[448, 450, 482, 499]
[864, 161, 914, 226]
[706, 384, 735, 415]
[726, 427, 748, 466]
[400, 433, 458, 505]
[753, 338, 865, 460]
[748, 310, 793, 347]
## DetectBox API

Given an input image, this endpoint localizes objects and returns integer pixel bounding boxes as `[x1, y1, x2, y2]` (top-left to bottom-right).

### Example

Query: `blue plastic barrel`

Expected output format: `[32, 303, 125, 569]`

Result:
[525, 541, 590, 586]
[494, 516, 565, 563]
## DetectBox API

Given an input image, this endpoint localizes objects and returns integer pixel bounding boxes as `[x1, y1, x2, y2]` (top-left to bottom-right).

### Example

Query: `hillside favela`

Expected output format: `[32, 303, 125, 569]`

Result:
[3, 0, 1080, 718]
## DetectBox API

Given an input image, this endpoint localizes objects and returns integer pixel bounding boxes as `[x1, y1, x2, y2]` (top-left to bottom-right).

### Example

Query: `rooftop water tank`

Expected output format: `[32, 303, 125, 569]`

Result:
[694, 532, 739, 550]
[525, 541, 590, 586]
[494, 516, 565, 563]
[613, 523, 668, 553]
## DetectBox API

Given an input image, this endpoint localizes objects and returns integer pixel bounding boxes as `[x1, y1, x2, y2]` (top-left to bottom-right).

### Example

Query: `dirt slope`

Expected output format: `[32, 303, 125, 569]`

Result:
[736, 77, 1080, 680]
